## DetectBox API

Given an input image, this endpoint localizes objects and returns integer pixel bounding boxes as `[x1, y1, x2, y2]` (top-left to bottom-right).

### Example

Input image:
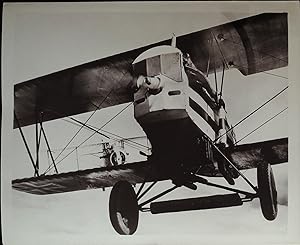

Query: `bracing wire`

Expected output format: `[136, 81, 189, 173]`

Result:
[67, 117, 111, 139]
[236, 106, 288, 177]
[43, 102, 134, 174]
[206, 40, 211, 77]
[68, 117, 149, 150]
[211, 31, 230, 103]
[230, 62, 288, 80]
[54, 90, 113, 161]
[214, 85, 288, 143]
[209, 30, 289, 146]
[38, 103, 149, 174]
[219, 61, 225, 100]
[234, 107, 288, 145]
[260, 71, 288, 80]
[49, 66, 130, 165]
[60, 117, 149, 152]
[42, 29, 288, 174]
[211, 36, 218, 102]
[211, 31, 229, 69]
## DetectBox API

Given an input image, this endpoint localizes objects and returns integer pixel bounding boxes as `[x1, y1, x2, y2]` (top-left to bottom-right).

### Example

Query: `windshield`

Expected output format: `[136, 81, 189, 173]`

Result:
[133, 52, 182, 82]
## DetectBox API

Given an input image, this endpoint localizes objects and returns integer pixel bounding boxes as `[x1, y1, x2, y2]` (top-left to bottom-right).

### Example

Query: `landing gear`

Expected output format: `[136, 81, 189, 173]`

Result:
[107, 161, 278, 235]
[215, 143, 236, 185]
[109, 181, 139, 235]
[257, 162, 278, 221]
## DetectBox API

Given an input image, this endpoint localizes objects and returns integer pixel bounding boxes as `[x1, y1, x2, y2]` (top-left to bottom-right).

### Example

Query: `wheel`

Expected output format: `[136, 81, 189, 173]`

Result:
[109, 181, 139, 235]
[110, 151, 126, 166]
[257, 162, 278, 221]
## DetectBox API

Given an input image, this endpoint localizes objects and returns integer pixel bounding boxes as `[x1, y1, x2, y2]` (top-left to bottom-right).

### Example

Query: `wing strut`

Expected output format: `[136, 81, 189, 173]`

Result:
[139, 186, 179, 211]
[39, 121, 58, 174]
[209, 139, 257, 192]
[43, 102, 134, 175]
[14, 112, 39, 177]
[15, 111, 59, 177]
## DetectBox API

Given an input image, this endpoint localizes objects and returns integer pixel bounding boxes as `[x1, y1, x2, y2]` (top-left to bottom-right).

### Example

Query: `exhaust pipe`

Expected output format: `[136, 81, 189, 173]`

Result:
[150, 193, 242, 214]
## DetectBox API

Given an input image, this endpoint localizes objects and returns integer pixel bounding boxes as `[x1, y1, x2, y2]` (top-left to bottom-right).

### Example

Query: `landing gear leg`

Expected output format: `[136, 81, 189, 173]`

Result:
[216, 143, 235, 185]
[109, 181, 139, 235]
[257, 162, 278, 220]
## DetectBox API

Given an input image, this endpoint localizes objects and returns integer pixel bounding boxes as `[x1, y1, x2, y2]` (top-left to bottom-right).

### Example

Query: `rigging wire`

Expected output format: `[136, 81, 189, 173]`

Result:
[67, 117, 111, 139]
[49, 67, 130, 163]
[211, 36, 219, 102]
[214, 85, 288, 143]
[54, 90, 113, 161]
[238, 105, 286, 178]
[219, 61, 225, 100]
[68, 116, 149, 150]
[43, 102, 134, 174]
[41, 31, 288, 174]
[229, 62, 288, 80]
[206, 40, 211, 77]
[211, 31, 229, 69]
[59, 118, 110, 144]
[260, 71, 288, 80]
[210, 30, 289, 146]
[211, 31, 230, 103]
[234, 107, 288, 145]
[60, 118, 149, 153]
[37, 106, 149, 163]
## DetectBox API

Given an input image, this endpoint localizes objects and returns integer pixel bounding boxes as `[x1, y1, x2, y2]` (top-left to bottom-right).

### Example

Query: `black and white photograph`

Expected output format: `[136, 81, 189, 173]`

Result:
[2, 2, 300, 245]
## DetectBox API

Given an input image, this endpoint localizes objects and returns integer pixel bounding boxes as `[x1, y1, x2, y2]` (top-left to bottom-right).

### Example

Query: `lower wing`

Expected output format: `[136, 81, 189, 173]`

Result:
[12, 138, 287, 195]
[228, 137, 287, 170]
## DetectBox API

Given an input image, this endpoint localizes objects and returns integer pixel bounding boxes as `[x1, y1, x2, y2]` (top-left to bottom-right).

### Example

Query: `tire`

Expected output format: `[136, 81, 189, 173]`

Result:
[110, 151, 126, 166]
[109, 181, 139, 235]
[257, 162, 278, 221]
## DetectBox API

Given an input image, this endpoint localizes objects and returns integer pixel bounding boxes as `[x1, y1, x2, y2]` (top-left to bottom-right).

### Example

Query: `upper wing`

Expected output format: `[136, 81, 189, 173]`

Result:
[179, 13, 288, 75]
[14, 44, 159, 128]
[14, 13, 287, 128]
[12, 161, 166, 195]
[228, 137, 288, 170]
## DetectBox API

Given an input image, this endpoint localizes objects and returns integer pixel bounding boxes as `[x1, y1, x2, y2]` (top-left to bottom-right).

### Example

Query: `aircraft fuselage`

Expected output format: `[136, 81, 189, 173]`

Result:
[132, 45, 235, 179]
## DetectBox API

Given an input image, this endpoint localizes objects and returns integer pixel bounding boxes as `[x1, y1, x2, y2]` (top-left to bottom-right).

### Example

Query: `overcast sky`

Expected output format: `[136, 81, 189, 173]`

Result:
[2, 2, 299, 245]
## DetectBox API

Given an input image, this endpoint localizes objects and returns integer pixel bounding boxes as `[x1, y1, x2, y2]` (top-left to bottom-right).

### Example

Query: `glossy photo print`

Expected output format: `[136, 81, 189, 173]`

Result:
[2, 2, 299, 245]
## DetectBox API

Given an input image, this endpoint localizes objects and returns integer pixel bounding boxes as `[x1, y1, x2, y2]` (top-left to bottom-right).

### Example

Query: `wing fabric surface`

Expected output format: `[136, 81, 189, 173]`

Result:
[178, 12, 288, 76]
[228, 137, 288, 170]
[14, 13, 288, 128]
[12, 161, 166, 195]
[14, 45, 161, 128]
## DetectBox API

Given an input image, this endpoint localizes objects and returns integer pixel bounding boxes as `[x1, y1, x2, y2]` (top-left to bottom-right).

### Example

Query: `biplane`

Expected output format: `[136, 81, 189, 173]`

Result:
[86, 139, 130, 167]
[12, 13, 288, 235]
[80, 136, 150, 167]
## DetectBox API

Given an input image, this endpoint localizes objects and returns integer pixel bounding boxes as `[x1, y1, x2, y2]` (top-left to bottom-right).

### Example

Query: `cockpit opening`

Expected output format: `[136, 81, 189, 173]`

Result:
[133, 52, 182, 82]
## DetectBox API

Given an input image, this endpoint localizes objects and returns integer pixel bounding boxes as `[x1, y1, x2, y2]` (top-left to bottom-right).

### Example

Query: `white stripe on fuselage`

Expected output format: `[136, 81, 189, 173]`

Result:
[187, 86, 216, 120]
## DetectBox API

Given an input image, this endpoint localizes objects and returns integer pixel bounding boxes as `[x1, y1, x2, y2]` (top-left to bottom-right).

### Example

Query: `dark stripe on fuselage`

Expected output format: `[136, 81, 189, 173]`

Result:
[189, 98, 219, 133]
[188, 79, 218, 111]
